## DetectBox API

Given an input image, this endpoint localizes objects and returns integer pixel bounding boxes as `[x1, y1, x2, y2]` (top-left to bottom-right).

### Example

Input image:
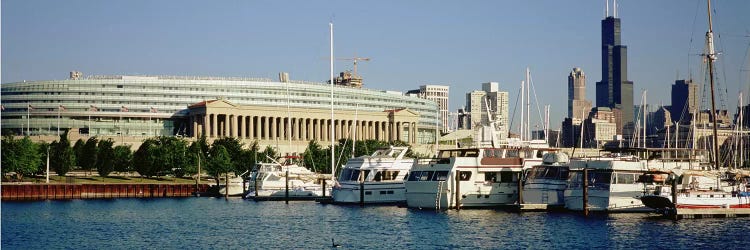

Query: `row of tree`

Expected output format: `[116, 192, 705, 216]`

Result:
[2, 130, 419, 183]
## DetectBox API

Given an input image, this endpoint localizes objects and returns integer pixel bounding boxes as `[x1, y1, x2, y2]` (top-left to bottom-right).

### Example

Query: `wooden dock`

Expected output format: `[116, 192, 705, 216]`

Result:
[673, 208, 750, 219]
[1, 183, 210, 201]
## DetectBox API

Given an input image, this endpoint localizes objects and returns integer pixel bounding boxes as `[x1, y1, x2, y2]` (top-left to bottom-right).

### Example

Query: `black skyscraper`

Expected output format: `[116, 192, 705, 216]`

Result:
[596, 15, 634, 135]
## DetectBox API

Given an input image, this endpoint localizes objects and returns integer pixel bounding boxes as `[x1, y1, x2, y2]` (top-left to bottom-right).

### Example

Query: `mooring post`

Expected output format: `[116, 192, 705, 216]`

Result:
[671, 176, 678, 220]
[517, 171, 524, 206]
[322, 179, 327, 197]
[583, 168, 589, 217]
[285, 170, 289, 204]
[455, 171, 461, 210]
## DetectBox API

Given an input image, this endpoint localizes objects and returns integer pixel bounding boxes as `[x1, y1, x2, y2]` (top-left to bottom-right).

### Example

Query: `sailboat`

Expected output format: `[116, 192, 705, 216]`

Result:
[639, 0, 750, 216]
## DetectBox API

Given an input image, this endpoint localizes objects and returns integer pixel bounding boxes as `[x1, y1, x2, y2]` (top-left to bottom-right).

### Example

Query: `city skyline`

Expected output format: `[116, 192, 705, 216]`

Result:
[3, 0, 750, 132]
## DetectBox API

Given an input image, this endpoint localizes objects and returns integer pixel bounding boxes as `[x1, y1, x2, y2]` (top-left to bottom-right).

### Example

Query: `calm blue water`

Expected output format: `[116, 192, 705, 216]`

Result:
[2, 198, 748, 249]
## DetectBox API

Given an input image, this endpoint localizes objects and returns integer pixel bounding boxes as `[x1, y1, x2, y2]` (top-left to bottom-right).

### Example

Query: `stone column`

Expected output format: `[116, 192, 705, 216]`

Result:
[270, 117, 276, 140]
[210, 114, 216, 138]
[302, 118, 308, 141]
[263, 116, 271, 140]
[247, 115, 260, 140]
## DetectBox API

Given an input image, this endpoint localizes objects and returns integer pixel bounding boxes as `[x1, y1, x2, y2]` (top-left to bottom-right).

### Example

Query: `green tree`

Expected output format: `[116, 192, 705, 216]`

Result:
[96, 139, 115, 177]
[80, 137, 98, 171]
[72, 139, 85, 169]
[186, 139, 208, 177]
[238, 140, 261, 174]
[211, 137, 244, 174]
[132, 136, 190, 178]
[207, 145, 232, 185]
[260, 145, 279, 163]
[1, 136, 41, 180]
[157, 136, 189, 177]
[35, 142, 50, 176]
[133, 139, 157, 177]
[50, 131, 75, 176]
[303, 140, 329, 173]
[113, 145, 132, 173]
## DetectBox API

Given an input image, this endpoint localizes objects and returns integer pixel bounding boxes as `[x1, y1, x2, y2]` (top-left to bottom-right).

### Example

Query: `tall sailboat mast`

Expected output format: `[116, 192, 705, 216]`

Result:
[330, 22, 336, 180]
[705, 0, 721, 170]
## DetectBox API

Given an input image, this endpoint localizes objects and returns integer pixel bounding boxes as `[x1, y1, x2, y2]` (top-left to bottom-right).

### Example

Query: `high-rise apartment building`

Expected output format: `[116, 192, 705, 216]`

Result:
[419, 85, 450, 133]
[466, 82, 509, 140]
[595, 6, 634, 136]
[670, 79, 698, 124]
[406, 85, 450, 133]
[568, 67, 592, 120]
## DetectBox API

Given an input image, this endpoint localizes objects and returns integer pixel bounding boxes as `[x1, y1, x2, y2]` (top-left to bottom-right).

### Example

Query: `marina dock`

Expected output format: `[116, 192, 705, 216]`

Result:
[672, 208, 750, 219]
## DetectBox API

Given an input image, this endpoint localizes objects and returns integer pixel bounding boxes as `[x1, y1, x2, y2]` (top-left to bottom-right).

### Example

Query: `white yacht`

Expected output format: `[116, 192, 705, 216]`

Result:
[404, 145, 556, 209]
[521, 152, 571, 210]
[640, 170, 750, 215]
[244, 156, 332, 199]
[218, 172, 249, 197]
[331, 146, 413, 204]
[563, 148, 706, 212]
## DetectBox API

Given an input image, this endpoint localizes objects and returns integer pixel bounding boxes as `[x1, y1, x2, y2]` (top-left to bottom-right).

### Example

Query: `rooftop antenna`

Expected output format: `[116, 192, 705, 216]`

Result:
[605, 0, 609, 18]
[613, 0, 617, 18]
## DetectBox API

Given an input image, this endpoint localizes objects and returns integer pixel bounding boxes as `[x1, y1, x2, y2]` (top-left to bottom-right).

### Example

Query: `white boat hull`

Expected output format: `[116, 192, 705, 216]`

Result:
[332, 182, 406, 204]
[564, 187, 650, 212]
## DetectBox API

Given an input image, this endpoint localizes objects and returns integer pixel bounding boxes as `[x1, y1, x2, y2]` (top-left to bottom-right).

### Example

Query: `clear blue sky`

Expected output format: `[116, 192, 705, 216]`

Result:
[3, 0, 749, 131]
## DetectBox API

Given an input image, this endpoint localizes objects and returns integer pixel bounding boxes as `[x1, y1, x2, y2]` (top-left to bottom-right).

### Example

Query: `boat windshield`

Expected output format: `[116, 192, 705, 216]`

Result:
[567, 170, 612, 189]
[528, 166, 569, 181]
[337, 169, 370, 181]
[437, 149, 480, 158]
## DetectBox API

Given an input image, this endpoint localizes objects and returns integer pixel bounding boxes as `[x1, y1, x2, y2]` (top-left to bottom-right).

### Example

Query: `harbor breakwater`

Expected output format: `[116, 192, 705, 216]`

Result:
[1, 183, 210, 201]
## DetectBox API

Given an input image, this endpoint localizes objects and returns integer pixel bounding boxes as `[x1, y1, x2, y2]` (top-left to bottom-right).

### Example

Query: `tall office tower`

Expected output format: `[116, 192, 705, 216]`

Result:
[466, 82, 509, 139]
[568, 67, 592, 120]
[595, 3, 634, 136]
[670, 79, 698, 124]
[419, 85, 450, 133]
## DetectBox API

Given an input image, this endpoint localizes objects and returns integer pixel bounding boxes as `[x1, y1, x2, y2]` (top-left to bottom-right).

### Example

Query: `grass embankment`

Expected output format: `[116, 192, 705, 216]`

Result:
[5, 175, 207, 185]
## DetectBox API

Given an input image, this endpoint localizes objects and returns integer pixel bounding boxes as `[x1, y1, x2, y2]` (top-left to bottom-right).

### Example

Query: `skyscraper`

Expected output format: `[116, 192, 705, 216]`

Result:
[595, 3, 634, 136]
[568, 67, 592, 120]
[670, 79, 698, 124]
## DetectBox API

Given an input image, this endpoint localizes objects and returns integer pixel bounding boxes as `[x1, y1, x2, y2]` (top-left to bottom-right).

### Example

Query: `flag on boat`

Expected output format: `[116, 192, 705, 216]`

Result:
[89, 105, 98, 112]
[58, 105, 66, 111]
[150, 107, 158, 113]
[121, 106, 129, 112]
[27, 104, 34, 111]
[0, 105, 5, 111]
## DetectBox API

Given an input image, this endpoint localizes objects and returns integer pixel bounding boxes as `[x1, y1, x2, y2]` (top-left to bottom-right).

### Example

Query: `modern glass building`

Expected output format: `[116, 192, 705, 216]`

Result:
[1, 73, 440, 146]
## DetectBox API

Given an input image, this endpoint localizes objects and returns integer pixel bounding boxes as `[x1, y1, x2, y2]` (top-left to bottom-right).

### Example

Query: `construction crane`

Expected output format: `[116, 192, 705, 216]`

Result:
[336, 57, 370, 76]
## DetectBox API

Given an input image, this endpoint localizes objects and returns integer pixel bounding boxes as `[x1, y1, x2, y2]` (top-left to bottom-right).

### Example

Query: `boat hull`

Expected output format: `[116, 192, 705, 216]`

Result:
[332, 182, 406, 204]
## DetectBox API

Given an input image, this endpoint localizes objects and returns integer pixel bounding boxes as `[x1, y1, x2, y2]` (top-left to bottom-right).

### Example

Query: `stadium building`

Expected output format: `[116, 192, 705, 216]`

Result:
[1, 72, 440, 153]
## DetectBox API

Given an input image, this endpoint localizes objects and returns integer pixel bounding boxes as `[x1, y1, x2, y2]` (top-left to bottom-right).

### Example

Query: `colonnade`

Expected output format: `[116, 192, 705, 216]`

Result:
[188, 113, 418, 144]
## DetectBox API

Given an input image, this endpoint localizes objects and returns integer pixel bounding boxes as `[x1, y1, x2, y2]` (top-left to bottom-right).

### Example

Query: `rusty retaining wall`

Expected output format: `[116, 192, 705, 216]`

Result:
[0, 183, 210, 201]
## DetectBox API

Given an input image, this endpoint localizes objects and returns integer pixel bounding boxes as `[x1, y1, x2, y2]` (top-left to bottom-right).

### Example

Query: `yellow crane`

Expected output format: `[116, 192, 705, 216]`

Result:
[336, 57, 370, 76]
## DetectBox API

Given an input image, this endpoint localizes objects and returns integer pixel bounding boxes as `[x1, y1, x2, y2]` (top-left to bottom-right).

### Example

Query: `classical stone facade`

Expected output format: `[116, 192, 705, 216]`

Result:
[187, 99, 420, 144]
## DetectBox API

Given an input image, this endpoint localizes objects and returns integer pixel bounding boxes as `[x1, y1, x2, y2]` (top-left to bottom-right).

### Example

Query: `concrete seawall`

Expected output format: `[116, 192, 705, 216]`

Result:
[1, 183, 210, 201]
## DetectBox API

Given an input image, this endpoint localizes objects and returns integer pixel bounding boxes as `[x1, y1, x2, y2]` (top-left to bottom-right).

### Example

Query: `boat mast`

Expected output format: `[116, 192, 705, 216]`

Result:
[520, 80, 525, 141]
[643, 90, 647, 148]
[330, 22, 336, 180]
[526, 67, 531, 141]
[706, 0, 721, 170]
